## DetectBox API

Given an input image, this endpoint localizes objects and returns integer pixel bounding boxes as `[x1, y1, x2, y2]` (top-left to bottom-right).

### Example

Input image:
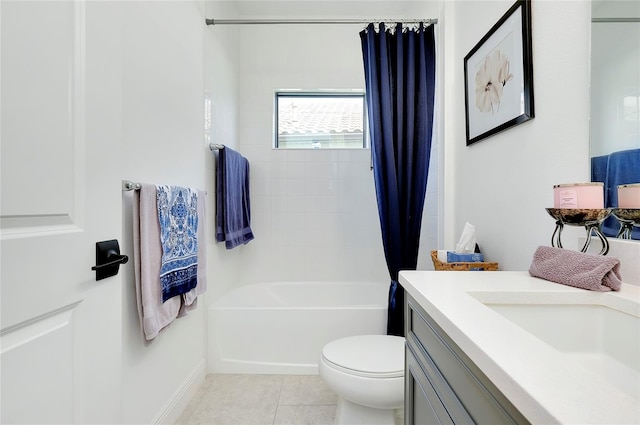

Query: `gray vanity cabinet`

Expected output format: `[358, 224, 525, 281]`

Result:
[404, 294, 530, 425]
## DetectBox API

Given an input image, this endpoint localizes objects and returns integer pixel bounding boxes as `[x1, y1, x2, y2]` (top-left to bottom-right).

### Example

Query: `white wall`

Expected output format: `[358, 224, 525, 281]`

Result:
[443, 0, 592, 270]
[119, 2, 211, 423]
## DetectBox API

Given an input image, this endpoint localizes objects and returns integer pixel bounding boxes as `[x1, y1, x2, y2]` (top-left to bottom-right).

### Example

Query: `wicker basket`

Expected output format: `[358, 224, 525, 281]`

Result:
[430, 250, 499, 271]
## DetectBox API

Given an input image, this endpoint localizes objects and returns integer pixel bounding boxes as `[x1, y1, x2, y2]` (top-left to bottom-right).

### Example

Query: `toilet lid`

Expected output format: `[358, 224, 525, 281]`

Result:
[321, 335, 405, 378]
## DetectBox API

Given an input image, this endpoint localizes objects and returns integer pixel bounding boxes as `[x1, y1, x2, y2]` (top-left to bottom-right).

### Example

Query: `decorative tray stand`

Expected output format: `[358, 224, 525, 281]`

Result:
[611, 208, 640, 239]
[545, 208, 612, 255]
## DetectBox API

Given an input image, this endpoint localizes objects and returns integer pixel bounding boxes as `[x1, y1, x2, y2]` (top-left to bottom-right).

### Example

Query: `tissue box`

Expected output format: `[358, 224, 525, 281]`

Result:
[430, 251, 499, 271]
[446, 252, 484, 263]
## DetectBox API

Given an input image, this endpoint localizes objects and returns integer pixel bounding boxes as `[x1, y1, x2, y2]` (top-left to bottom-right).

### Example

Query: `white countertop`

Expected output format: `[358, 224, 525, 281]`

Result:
[399, 271, 640, 425]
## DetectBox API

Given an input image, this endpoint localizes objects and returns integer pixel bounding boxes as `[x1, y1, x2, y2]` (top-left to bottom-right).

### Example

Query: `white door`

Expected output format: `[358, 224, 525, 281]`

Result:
[1, 1, 123, 423]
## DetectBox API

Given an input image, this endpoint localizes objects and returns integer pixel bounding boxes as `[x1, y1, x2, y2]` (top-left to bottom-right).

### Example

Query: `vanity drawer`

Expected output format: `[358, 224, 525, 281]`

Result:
[406, 295, 529, 425]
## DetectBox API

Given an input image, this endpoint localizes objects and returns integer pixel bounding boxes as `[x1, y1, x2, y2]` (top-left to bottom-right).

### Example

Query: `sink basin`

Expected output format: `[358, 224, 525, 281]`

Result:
[468, 291, 640, 398]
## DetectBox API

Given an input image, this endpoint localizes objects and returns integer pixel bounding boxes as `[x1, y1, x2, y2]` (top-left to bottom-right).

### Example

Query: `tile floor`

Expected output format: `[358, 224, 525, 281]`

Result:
[175, 374, 338, 425]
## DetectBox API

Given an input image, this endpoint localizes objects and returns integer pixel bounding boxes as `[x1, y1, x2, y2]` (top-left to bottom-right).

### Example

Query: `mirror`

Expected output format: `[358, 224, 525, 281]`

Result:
[591, 1, 640, 157]
[591, 1, 640, 240]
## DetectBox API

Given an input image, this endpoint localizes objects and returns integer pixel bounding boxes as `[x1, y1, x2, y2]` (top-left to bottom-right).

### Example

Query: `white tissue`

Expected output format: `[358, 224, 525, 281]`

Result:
[455, 222, 476, 253]
[437, 250, 449, 263]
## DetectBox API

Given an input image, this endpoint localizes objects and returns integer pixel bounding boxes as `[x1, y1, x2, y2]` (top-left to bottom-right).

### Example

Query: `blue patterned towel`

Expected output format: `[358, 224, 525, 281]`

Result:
[156, 185, 199, 302]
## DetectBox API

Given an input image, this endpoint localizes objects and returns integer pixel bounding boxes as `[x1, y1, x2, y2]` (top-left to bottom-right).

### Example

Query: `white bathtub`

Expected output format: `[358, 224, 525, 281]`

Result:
[208, 281, 388, 374]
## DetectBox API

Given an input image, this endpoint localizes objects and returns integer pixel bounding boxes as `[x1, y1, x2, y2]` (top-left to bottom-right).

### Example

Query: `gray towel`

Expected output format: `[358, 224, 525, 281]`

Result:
[529, 246, 622, 292]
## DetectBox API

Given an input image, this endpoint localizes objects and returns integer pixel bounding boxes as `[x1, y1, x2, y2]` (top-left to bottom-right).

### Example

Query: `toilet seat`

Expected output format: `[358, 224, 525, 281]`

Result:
[321, 335, 404, 378]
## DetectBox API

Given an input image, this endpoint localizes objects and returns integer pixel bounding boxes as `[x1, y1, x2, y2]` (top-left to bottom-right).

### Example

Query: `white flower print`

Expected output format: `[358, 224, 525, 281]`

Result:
[474, 49, 513, 113]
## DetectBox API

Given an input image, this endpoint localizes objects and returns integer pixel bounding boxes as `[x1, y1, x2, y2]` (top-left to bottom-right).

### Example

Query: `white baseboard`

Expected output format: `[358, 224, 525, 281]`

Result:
[152, 359, 206, 425]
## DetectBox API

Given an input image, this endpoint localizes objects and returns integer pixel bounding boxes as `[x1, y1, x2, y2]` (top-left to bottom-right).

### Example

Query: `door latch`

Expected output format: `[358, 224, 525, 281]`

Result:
[91, 239, 128, 281]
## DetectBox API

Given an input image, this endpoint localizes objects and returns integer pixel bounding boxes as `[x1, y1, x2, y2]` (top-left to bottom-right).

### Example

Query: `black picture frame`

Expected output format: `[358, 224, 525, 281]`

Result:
[464, 0, 534, 146]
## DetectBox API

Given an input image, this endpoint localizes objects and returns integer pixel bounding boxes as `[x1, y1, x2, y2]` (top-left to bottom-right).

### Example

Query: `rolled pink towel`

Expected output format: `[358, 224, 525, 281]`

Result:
[529, 246, 622, 292]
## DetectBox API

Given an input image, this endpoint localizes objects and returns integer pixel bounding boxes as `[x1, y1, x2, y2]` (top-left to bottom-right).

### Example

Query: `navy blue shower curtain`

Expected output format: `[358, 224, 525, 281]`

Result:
[360, 23, 436, 336]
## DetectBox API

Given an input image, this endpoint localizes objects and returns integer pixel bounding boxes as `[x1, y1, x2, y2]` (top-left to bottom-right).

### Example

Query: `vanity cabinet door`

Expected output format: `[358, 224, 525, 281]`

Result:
[405, 344, 453, 425]
[405, 295, 530, 425]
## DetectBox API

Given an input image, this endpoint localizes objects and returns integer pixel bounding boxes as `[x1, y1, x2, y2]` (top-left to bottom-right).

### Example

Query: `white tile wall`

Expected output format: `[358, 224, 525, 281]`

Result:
[239, 147, 389, 283]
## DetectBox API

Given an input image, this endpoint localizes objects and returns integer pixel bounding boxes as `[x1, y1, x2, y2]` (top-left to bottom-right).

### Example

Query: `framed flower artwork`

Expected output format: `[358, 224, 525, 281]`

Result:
[464, 0, 534, 146]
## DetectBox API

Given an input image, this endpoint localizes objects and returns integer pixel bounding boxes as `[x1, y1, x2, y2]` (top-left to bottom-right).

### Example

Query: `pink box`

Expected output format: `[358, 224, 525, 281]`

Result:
[618, 184, 640, 208]
[553, 183, 604, 209]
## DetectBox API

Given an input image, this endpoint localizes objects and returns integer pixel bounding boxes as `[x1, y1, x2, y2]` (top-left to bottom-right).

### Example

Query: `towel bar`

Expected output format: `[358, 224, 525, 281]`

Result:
[122, 180, 207, 196]
[122, 180, 141, 191]
[209, 143, 224, 150]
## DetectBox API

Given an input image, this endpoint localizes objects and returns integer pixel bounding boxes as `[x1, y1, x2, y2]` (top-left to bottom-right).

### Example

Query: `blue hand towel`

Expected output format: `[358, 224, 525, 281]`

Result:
[156, 185, 199, 302]
[603, 149, 640, 240]
[216, 147, 254, 249]
[606, 148, 640, 208]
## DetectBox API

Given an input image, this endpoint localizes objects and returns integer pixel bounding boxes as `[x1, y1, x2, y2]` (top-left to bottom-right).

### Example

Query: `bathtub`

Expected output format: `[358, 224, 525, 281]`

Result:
[208, 281, 388, 374]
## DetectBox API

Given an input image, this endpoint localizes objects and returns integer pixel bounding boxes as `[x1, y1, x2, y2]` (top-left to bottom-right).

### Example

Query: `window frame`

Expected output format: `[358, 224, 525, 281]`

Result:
[274, 90, 368, 150]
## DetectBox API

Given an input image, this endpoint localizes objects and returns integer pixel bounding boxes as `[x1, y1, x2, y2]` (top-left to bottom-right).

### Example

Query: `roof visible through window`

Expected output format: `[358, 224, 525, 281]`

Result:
[275, 92, 366, 149]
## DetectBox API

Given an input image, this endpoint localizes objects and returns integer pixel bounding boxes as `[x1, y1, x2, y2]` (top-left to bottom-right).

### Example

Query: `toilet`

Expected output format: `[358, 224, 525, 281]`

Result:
[319, 334, 405, 425]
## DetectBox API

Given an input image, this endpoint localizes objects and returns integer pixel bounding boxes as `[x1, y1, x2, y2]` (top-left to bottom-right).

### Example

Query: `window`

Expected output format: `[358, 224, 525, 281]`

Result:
[275, 91, 366, 149]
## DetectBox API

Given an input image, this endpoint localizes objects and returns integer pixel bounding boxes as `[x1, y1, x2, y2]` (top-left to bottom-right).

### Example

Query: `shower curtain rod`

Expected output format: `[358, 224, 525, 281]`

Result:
[592, 17, 640, 23]
[205, 18, 437, 26]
